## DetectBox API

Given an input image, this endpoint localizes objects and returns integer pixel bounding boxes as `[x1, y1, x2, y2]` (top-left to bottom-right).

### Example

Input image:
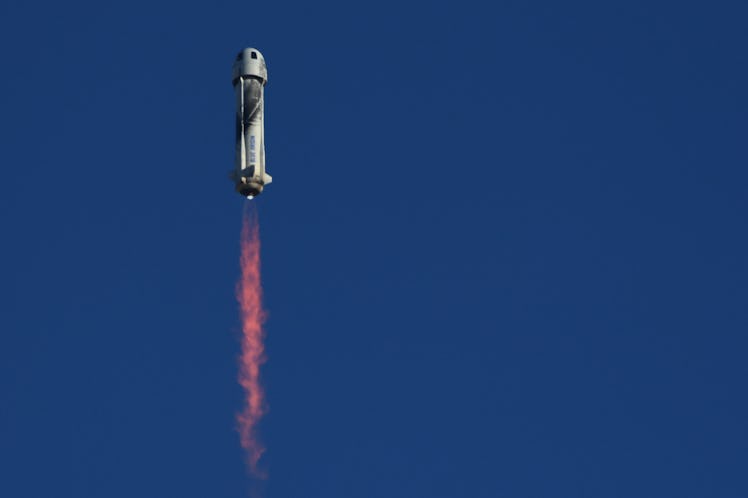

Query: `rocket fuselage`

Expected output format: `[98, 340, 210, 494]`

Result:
[232, 48, 272, 198]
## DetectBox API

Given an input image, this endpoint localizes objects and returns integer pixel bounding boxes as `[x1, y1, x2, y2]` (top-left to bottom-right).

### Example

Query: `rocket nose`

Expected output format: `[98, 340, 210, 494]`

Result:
[233, 47, 268, 86]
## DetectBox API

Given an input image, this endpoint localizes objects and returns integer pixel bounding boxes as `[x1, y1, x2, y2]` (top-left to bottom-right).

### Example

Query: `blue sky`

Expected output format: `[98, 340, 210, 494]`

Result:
[2, 1, 747, 497]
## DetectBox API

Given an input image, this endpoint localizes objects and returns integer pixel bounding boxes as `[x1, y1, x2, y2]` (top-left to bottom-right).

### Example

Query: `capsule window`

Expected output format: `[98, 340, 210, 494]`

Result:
[251, 52, 258, 59]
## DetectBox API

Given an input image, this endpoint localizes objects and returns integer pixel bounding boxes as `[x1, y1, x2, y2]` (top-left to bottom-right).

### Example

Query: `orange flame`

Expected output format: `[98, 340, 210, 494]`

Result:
[236, 207, 268, 478]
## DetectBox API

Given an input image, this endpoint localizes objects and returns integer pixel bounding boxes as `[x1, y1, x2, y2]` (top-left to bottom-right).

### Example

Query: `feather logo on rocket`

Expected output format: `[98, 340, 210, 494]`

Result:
[250, 135, 256, 164]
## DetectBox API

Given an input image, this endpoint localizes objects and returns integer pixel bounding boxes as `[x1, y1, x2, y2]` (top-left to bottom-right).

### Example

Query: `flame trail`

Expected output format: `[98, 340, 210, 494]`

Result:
[236, 206, 268, 478]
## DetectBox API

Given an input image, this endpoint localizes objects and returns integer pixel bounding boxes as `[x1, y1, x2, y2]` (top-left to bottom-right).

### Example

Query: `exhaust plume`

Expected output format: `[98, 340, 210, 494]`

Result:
[236, 206, 268, 478]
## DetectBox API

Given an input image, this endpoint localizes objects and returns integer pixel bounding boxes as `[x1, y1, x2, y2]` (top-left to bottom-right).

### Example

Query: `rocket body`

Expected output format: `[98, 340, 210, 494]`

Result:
[232, 48, 272, 198]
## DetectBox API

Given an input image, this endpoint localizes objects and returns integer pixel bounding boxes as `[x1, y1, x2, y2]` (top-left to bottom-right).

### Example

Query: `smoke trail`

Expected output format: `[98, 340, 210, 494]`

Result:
[236, 206, 268, 479]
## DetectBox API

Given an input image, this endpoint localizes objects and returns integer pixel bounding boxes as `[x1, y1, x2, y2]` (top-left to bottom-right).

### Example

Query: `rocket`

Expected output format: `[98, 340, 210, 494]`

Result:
[232, 48, 272, 198]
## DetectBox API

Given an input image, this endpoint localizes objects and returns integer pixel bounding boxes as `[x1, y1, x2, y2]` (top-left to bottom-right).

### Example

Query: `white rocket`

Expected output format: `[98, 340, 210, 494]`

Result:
[231, 48, 272, 198]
